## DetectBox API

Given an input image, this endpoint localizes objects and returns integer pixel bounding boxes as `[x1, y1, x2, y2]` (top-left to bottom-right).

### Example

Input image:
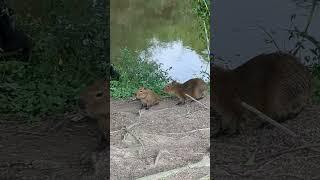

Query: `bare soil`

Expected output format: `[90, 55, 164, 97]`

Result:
[0, 96, 210, 180]
[0, 112, 105, 180]
[106, 96, 210, 179]
[212, 104, 320, 180]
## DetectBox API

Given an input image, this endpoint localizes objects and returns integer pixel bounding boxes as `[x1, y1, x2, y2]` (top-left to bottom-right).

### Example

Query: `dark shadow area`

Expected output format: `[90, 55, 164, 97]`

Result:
[211, 0, 320, 179]
[0, 0, 109, 179]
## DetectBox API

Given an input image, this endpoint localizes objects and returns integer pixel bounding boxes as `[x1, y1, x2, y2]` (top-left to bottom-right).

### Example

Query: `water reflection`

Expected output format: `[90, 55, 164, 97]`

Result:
[140, 39, 209, 82]
[111, 0, 209, 81]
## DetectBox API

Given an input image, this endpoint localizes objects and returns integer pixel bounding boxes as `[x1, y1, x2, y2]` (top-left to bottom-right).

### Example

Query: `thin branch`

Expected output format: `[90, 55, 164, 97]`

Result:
[256, 25, 281, 51]
[184, 94, 209, 109]
[291, 0, 318, 55]
[240, 101, 298, 137]
[136, 155, 210, 180]
[154, 149, 170, 166]
[164, 128, 209, 135]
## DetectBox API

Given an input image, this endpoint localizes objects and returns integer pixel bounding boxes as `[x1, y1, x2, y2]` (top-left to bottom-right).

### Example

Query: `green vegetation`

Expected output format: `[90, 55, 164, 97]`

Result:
[191, 0, 210, 81]
[111, 49, 169, 99]
[111, 0, 210, 99]
[0, 1, 106, 119]
[191, 0, 210, 60]
[287, 0, 320, 103]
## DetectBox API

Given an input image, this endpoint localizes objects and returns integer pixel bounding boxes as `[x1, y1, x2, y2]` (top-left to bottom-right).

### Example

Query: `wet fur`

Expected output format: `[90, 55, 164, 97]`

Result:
[212, 52, 312, 137]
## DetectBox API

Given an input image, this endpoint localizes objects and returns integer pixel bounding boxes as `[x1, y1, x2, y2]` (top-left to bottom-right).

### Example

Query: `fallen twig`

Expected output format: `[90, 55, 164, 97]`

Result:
[110, 129, 123, 135]
[184, 94, 209, 109]
[136, 155, 210, 180]
[165, 128, 210, 135]
[154, 149, 170, 166]
[122, 128, 145, 156]
[126, 122, 140, 130]
[198, 174, 210, 180]
[241, 101, 298, 137]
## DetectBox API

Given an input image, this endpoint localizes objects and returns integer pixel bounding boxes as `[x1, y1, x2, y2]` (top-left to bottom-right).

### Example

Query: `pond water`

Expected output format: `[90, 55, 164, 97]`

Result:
[212, 0, 320, 68]
[111, 0, 210, 82]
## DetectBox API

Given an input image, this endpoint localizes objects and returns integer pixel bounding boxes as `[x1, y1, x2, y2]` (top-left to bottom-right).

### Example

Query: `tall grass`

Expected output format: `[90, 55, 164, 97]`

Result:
[191, 0, 210, 80]
[191, 0, 210, 61]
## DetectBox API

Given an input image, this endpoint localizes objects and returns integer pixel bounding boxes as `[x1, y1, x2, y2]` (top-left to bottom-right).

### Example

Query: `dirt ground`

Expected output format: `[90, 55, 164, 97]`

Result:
[0, 96, 210, 180]
[212, 104, 320, 180]
[0, 111, 106, 179]
[106, 96, 210, 179]
[6, 95, 319, 179]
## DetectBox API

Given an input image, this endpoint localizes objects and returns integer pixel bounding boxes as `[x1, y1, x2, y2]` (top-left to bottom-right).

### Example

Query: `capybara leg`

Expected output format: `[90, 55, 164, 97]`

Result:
[96, 131, 107, 152]
[176, 98, 185, 105]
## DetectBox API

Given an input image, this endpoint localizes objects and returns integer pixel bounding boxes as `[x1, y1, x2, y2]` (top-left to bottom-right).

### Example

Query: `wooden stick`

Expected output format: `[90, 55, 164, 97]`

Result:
[184, 94, 209, 109]
[136, 155, 210, 180]
[240, 101, 298, 137]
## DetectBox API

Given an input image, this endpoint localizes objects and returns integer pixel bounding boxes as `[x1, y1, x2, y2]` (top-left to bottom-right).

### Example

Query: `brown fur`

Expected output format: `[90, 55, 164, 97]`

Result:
[79, 79, 108, 150]
[212, 52, 312, 137]
[135, 87, 160, 110]
[164, 78, 207, 105]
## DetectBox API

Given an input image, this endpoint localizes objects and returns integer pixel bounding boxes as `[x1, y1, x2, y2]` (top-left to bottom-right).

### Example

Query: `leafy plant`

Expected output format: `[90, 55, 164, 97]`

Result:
[0, 2, 106, 119]
[191, 0, 210, 60]
[111, 48, 169, 99]
[286, 0, 320, 103]
[191, 0, 210, 81]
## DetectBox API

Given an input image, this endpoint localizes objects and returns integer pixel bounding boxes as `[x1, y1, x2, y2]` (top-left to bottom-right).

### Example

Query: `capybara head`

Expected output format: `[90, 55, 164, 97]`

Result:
[79, 79, 107, 118]
[163, 81, 178, 94]
[135, 87, 148, 99]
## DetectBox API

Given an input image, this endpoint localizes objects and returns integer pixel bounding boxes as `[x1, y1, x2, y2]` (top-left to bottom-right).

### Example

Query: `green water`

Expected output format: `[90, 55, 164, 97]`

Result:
[111, 0, 209, 82]
[8, 0, 209, 82]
